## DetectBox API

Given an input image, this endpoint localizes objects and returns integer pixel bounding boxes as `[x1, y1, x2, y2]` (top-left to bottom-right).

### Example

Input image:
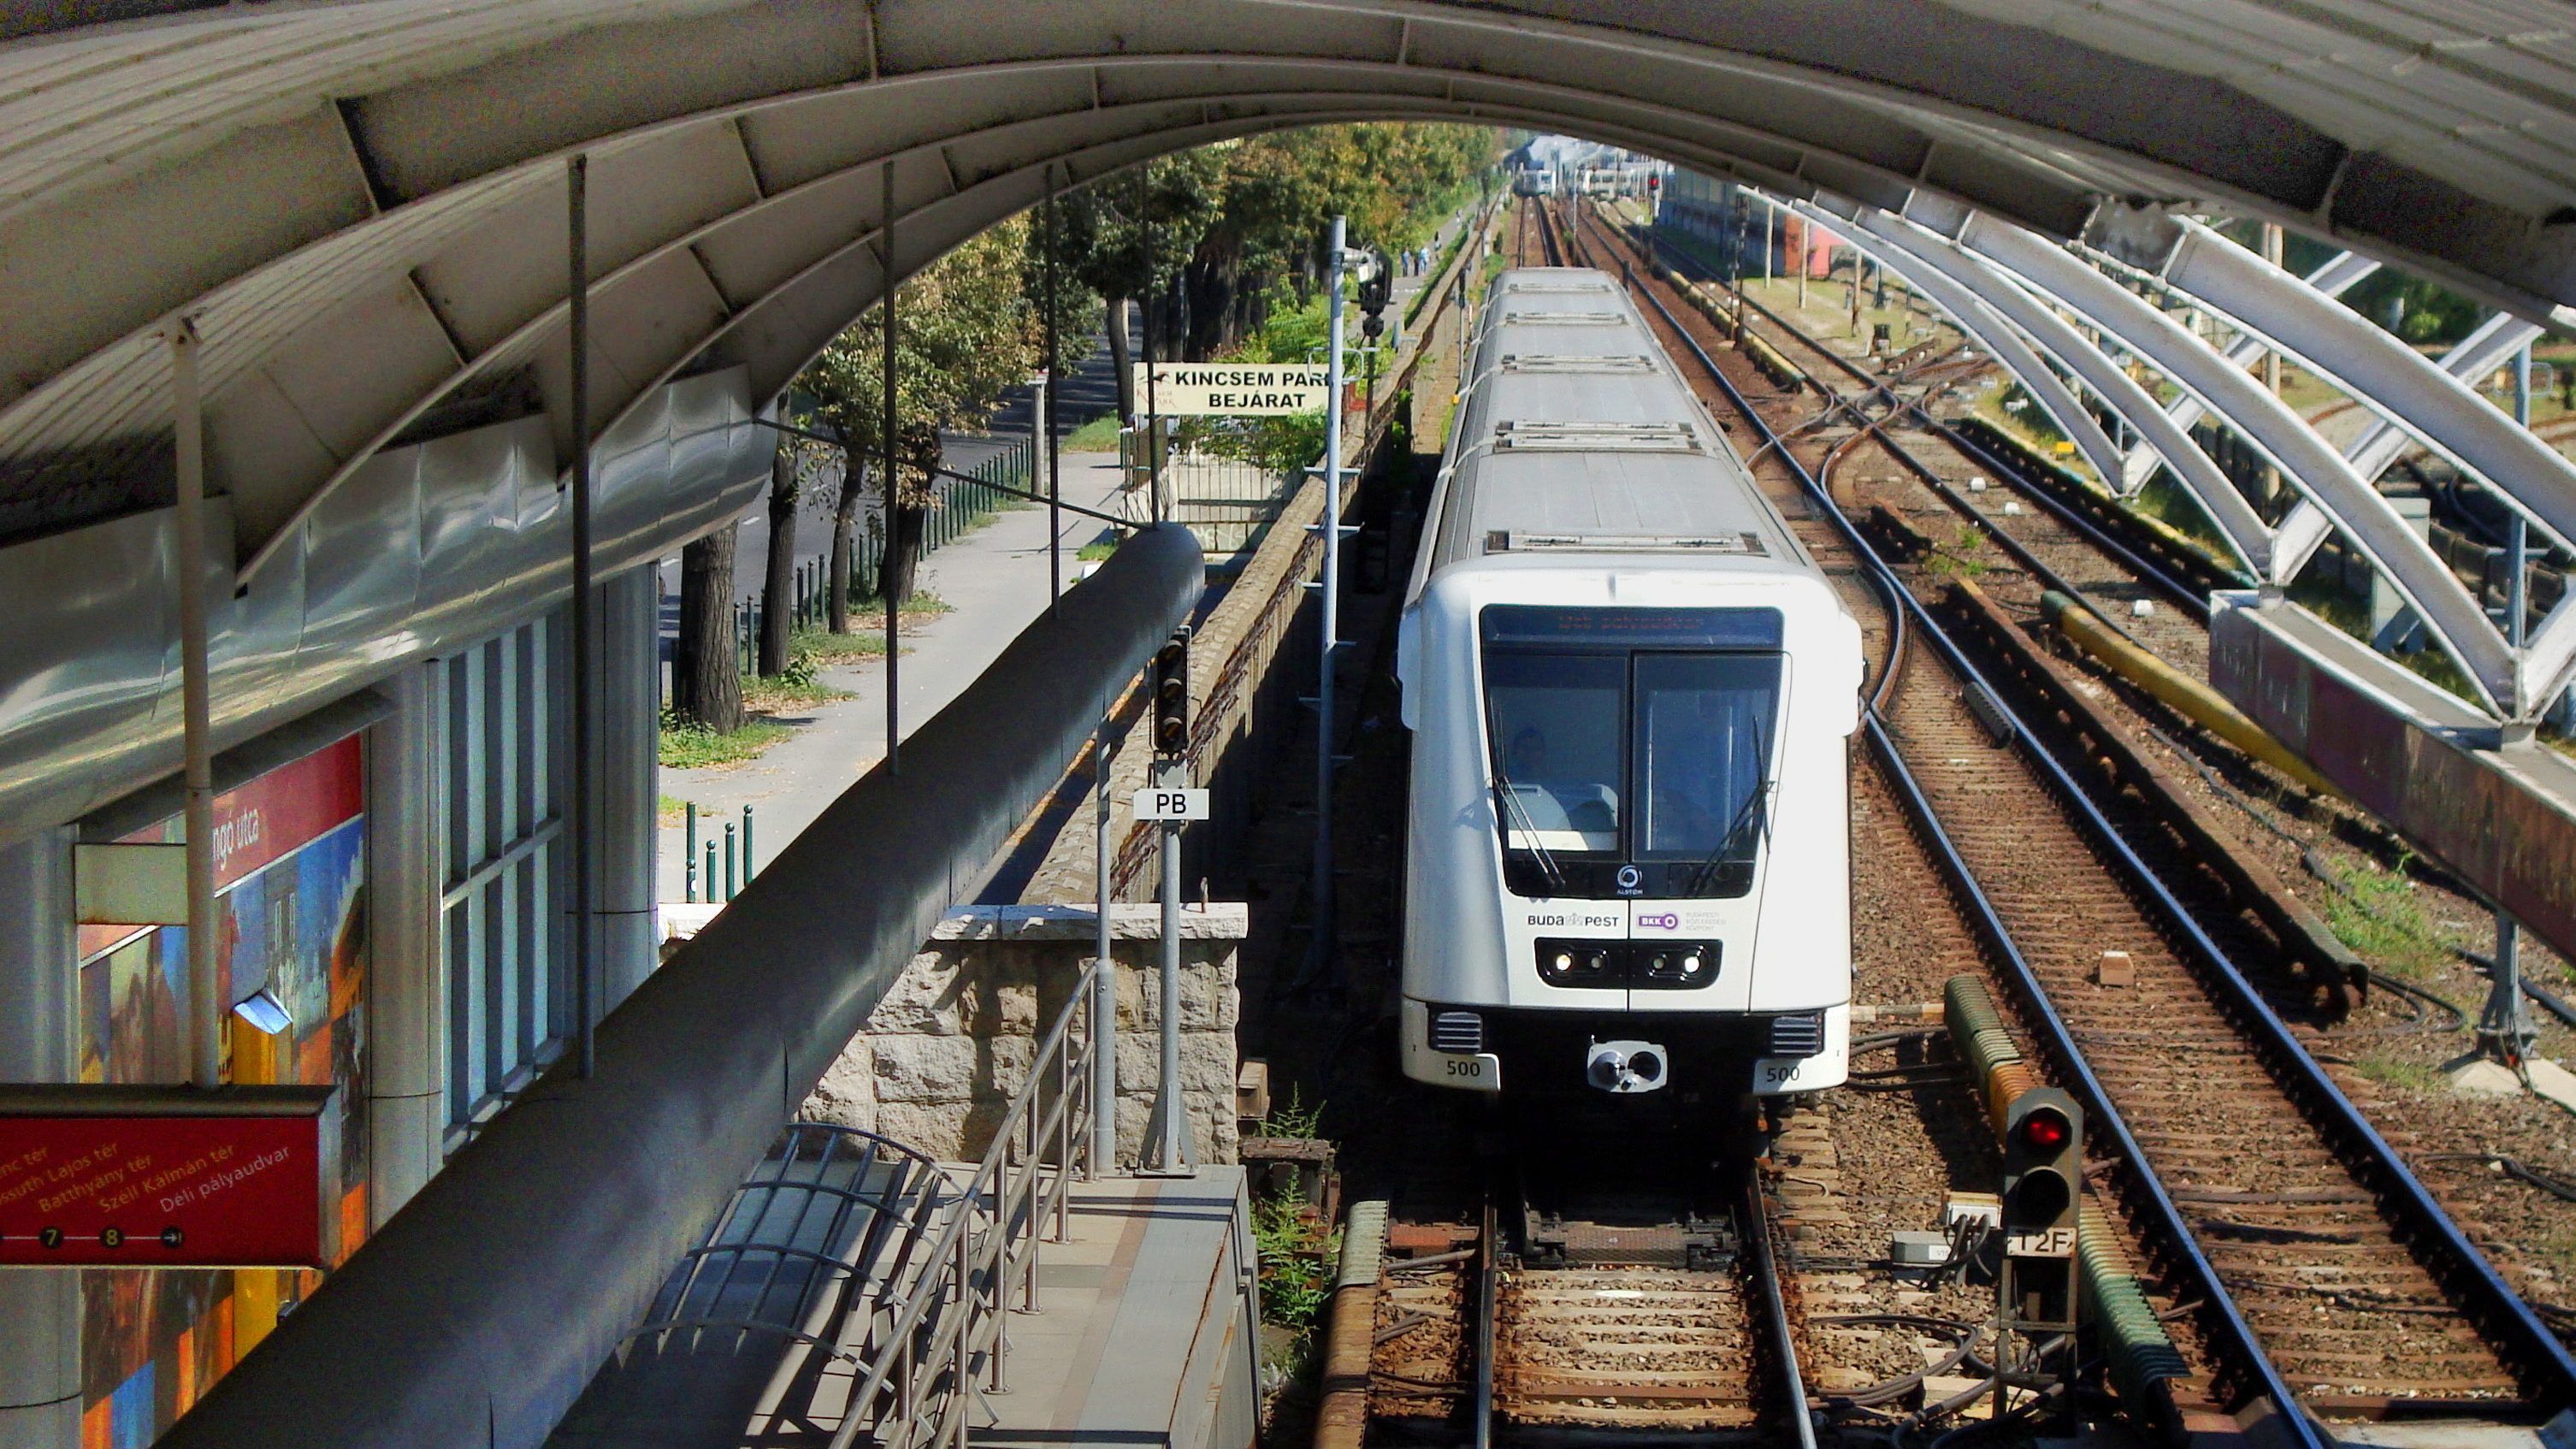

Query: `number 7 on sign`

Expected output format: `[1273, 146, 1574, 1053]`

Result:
[1130, 787, 1210, 821]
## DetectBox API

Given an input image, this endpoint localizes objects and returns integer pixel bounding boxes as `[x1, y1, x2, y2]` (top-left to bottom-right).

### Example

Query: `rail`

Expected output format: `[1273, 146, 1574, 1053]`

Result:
[1613, 235, 2576, 1436]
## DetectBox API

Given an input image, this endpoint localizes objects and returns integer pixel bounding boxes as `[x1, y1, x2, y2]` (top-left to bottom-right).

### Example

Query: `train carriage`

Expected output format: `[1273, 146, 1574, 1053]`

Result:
[1396, 266, 1865, 1103]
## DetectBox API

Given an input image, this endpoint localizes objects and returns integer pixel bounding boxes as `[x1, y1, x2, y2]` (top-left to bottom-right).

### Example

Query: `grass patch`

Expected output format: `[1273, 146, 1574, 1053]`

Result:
[742, 674, 850, 713]
[659, 713, 792, 770]
[658, 793, 692, 826]
[866, 591, 954, 618]
[2320, 854, 2448, 977]
[1076, 539, 1119, 562]
[1065, 412, 1123, 451]
[1921, 523, 1992, 582]
[2350, 1047, 2443, 1093]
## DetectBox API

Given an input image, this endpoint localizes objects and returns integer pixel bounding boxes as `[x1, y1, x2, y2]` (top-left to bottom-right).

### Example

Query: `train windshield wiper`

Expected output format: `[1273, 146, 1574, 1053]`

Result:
[1684, 771, 1774, 896]
[1491, 773, 1568, 896]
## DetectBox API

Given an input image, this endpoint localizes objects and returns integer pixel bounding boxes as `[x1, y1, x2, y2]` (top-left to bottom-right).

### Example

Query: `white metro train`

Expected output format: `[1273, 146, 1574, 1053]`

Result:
[1395, 267, 1865, 1103]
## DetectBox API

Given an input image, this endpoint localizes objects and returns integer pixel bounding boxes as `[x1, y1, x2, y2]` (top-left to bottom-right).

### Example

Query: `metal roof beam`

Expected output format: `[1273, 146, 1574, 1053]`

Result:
[1938, 204, 2519, 715]
[1824, 198, 2277, 577]
[2116, 248, 2378, 492]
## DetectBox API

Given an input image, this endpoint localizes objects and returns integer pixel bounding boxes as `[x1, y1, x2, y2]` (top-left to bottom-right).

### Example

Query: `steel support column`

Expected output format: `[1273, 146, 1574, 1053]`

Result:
[2345, 311, 2542, 482]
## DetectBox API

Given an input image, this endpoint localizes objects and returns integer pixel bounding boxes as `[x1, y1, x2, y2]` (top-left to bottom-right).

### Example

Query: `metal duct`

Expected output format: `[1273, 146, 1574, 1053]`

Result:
[154, 523, 1206, 1449]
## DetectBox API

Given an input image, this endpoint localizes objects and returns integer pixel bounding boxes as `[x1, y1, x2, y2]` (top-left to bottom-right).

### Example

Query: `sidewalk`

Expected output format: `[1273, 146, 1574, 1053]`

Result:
[656, 450, 1129, 903]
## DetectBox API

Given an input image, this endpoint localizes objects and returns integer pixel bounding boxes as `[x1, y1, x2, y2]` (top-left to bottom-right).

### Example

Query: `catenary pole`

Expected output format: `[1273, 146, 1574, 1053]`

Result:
[1044, 166, 1063, 611]
[1314, 215, 1350, 971]
[1141, 165, 1164, 527]
[882, 159, 900, 775]
[2486, 342, 2536, 1063]
[1091, 714, 1116, 1175]
[567, 155, 598, 1078]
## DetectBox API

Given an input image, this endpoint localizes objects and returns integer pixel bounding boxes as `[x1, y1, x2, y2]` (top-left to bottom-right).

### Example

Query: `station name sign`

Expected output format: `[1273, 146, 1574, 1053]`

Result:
[1131, 364, 1328, 416]
[0, 1085, 337, 1269]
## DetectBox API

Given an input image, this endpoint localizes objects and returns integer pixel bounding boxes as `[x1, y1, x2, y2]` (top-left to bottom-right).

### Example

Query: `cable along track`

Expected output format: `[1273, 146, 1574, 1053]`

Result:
[1561, 200, 2568, 1430]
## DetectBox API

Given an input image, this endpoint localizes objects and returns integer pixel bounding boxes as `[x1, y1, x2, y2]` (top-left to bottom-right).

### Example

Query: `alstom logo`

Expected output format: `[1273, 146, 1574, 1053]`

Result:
[1636, 912, 1681, 931]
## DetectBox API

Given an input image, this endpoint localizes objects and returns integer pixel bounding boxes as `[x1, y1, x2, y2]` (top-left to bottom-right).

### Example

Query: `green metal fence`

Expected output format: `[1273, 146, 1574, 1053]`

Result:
[735, 437, 1037, 674]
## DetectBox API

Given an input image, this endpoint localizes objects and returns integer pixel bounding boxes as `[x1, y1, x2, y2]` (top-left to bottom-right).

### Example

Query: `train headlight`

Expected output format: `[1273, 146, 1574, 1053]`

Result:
[1536, 940, 1616, 985]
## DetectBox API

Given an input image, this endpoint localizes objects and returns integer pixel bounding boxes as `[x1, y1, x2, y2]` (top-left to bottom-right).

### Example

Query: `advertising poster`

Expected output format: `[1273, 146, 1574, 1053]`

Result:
[71, 735, 369, 1449]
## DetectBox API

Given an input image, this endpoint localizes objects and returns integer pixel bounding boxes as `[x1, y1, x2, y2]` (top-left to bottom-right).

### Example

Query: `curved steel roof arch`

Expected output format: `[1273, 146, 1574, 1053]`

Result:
[4, 0, 2575, 558]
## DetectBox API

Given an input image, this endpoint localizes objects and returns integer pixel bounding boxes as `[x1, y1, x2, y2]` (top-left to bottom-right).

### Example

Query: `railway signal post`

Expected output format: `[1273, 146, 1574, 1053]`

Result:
[1999, 1087, 2083, 1414]
[1142, 628, 1199, 1174]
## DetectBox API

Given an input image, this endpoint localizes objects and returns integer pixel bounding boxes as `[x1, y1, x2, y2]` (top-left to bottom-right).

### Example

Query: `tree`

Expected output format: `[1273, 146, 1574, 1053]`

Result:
[757, 432, 834, 676]
[787, 220, 1043, 619]
[672, 523, 743, 731]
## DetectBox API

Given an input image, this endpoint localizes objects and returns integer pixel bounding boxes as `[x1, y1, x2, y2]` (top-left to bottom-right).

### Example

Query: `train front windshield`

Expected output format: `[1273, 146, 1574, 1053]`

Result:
[1480, 606, 1784, 900]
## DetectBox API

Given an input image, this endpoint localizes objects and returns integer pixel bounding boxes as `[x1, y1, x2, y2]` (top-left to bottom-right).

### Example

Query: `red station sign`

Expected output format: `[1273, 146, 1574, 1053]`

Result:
[0, 1085, 336, 1269]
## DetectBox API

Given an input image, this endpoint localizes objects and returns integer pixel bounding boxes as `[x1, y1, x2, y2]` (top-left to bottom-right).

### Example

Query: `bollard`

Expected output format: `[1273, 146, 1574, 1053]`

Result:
[704, 841, 718, 905]
[742, 804, 756, 880]
[684, 803, 699, 903]
[723, 820, 738, 902]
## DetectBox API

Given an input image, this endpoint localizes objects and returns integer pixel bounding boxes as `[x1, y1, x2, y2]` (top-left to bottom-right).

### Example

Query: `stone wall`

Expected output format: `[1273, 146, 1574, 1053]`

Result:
[796, 903, 1246, 1167]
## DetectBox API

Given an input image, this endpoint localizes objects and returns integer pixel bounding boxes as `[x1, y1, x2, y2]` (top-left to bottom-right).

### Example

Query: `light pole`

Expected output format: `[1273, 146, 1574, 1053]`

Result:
[1310, 217, 1368, 979]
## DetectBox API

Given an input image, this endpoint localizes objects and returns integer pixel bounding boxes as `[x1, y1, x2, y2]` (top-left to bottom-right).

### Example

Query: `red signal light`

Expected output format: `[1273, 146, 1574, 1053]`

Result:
[2018, 1108, 2071, 1152]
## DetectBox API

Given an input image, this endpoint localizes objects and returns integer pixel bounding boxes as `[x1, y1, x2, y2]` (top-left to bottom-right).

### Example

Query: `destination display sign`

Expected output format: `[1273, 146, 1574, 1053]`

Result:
[0, 1085, 336, 1269]
[1131, 363, 1328, 416]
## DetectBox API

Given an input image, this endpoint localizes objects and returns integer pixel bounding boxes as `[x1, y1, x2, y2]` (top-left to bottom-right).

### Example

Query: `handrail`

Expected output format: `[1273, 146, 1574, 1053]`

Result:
[824, 951, 1111, 1449]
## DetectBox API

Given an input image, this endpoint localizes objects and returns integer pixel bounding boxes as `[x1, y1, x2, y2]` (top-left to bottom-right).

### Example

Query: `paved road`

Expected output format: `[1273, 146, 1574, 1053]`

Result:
[658, 449, 1131, 902]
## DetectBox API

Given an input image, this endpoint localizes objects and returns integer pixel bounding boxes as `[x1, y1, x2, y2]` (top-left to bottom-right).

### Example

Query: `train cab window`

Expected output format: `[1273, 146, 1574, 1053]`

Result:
[1484, 651, 1623, 861]
[1479, 605, 1784, 900]
[1632, 654, 1781, 896]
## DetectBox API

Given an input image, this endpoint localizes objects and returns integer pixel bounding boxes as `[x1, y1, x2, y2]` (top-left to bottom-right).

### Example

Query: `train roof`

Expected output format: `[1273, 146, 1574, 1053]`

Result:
[1420, 269, 1809, 582]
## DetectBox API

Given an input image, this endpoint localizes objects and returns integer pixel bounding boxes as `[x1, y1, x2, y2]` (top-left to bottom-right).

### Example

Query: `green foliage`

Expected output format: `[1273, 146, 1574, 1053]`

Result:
[1922, 524, 1992, 582]
[1259, 1086, 1325, 1140]
[2320, 853, 2447, 977]
[1251, 1189, 1338, 1341]
[790, 221, 1043, 506]
[658, 710, 793, 769]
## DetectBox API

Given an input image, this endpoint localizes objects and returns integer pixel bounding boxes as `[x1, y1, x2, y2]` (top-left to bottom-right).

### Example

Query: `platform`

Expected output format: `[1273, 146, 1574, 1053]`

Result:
[548, 1166, 1260, 1449]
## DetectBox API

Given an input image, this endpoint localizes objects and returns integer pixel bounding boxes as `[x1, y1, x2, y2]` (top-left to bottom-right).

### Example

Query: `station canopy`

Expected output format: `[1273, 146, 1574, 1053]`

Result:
[3, 0, 2573, 559]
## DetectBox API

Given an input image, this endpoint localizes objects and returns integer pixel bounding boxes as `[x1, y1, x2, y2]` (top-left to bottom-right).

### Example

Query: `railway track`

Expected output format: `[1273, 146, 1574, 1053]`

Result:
[1372, 1148, 1811, 1446]
[1558, 198, 2576, 1435]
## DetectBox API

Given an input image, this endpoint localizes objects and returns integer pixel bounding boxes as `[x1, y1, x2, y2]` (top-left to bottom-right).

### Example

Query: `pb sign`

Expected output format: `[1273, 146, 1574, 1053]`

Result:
[1131, 787, 1212, 821]
[0, 1085, 337, 1269]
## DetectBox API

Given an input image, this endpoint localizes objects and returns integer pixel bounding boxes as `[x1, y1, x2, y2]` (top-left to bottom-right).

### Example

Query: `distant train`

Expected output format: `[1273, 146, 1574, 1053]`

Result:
[1395, 268, 1864, 1103]
[1510, 166, 1557, 198]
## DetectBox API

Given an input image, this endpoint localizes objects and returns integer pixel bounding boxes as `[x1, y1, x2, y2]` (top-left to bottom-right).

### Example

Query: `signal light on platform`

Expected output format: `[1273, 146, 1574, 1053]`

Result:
[1999, 1086, 2083, 1331]
[1150, 629, 1191, 759]
[2016, 1105, 2070, 1153]
[2002, 1091, 2080, 1248]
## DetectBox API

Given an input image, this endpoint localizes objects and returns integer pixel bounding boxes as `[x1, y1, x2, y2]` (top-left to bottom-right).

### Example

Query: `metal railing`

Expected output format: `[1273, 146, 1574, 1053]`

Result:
[732, 439, 1038, 674]
[1119, 418, 1300, 553]
[618, 950, 1108, 1449]
[819, 950, 1107, 1449]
